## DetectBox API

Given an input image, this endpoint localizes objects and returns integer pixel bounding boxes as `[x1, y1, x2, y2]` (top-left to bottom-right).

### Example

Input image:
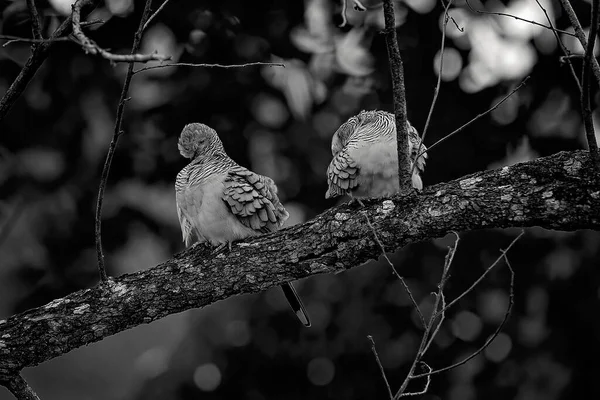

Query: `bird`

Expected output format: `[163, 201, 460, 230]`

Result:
[325, 109, 427, 200]
[175, 123, 311, 327]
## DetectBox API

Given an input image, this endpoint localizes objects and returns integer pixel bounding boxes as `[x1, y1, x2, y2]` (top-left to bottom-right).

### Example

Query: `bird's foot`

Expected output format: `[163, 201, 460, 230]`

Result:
[348, 195, 365, 207]
[212, 241, 233, 255]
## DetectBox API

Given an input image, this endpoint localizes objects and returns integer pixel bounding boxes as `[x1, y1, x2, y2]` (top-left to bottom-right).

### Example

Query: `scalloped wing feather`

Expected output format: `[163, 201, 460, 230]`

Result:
[325, 149, 359, 198]
[223, 167, 289, 233]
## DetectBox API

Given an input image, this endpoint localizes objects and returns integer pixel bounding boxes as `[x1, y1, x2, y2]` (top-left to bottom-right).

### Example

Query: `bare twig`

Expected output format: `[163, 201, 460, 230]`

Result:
[1, 374, 40, 400]
[399, 363, 432, 397]
[25, 0, 43, 41]
[580, 0, 600, 171]
[418, 77, 529, 158]
[559, 0, 600, 88]
[71, 0, 170, 63]
[440, 230, 523, 314]
[363, 213, 425, 328]
[0, 0, 102, 123]
[143, 0, 174, 31]
[393, 233, 458, 399]
[94, 0, 156, 282]
[411, 0, 452, 177]
[0, 36, 72, 47]
[382, 0, 411, 189]
[133, 61, 285, 75]
[465, 0, 576, 37]
[534, 0, 581, 93]
[367, 335, 393, 399]
[413, 252, 516, 379]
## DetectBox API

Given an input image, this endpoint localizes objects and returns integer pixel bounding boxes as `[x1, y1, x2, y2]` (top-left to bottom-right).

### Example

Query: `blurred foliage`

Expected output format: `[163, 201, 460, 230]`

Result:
[1, 0, 600, 399]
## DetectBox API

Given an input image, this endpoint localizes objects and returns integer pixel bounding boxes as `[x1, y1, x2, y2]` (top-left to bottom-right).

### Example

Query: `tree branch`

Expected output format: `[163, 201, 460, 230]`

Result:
[25, 0, 43, 41]
[559, 0, 600, 88]
[581, 0, 600, 172]
[382, 0, 411, 189]
[71, 0, 169, 63]
[1, 375, 40, 400]
[0, 1, 101, 124]
[95, 0, 156, 281]
[0, 150, 598, 377]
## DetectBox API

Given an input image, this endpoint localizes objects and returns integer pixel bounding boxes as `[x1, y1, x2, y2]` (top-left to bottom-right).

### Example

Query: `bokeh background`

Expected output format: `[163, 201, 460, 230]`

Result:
[1, 0, 600, 399]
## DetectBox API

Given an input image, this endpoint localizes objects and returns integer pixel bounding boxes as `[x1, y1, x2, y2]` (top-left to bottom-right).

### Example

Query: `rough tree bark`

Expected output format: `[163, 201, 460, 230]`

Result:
[0, 150, 598, 378]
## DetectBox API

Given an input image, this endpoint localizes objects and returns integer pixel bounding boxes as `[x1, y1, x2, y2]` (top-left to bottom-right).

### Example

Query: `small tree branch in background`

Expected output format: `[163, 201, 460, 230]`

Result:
[94, 0, 156, 282]
[143, 0, 174, 31]
[413, 253, 516, 379]
[25, 0, 43, 40]
[363, 213, 425, 328]
[465, 0, 576, 37]
[393, 233, 458, 399]
[0, 0, 101, 124]
[417, 76, 529, 158]
[71, 0, 170, 63]
[133, 61, 285, 75]
[580, 0, 600, 172]
[535, 0, 582, 92]
[367, 335, 393, 400]
[382, 0, 411, 189]
[559, 0, 600, 88]
[411, 0, 452, 178]
[0, 36, 72, 47]
[1, 375, 40, 400]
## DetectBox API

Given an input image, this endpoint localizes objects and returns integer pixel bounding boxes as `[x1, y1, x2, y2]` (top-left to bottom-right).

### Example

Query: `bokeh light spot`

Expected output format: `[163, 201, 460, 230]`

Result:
[451, 311, 483, 342]
[484, 333, 512, 362]
[307, 357, 335, 386]
[193, 363, 222, 392]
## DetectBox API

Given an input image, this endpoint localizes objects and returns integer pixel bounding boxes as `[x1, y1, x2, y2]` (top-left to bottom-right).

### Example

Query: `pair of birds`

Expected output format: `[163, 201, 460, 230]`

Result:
[175, 110, 428, 327]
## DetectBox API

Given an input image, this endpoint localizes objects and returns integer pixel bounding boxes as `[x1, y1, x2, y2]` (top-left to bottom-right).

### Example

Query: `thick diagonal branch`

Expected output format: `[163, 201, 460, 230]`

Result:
[0, 151, 599, 377]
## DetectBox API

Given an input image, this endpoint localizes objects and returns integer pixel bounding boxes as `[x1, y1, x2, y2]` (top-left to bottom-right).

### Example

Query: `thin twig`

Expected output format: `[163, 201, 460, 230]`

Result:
[382, 0, 411, 189]
[26, 0, 43, 40]
[143, 0, 174, 31]
[410, 0, 452, 177]
[0, 1, 101, 123]
[363, 213, 425, 328]
[0, 36, 72, 47]
[133, 61, 285, 75]
[421, 233, 458, 355]
[465, 0, 575, 37]
[399, 363, 432, 397]
[534, 0, 581, 93]
[1, 374, 41, 400]
[393, 233, 459, 399]
[367, 335, 393, 400]
[580, 0, 600, 171]
[413, 252, 515, 379]
[95, 0, 156, 282]
[417, 77, 529, 158]
[71, 0, 170, 63]
[559, 0, 600, 88]
[440, 231, 523, 317]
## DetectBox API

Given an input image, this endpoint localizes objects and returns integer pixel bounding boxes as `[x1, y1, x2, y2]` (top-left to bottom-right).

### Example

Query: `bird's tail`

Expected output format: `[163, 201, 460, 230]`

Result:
[280, 282, 311, 327]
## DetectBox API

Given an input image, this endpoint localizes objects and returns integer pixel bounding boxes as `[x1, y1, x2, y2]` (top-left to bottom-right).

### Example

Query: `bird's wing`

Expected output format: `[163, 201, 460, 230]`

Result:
[222, 167, 289, 233]
[325, 148, 360, 199]
[175, 166, 197, 247]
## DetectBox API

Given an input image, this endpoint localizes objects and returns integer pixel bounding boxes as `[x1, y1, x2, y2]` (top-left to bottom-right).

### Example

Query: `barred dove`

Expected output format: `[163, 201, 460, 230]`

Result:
[326, 110, 427, 199]
[175, 123, 310, 327]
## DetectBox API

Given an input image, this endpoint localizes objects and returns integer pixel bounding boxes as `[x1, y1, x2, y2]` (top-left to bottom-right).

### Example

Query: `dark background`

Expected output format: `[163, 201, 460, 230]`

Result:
[1, 0, 599, 399]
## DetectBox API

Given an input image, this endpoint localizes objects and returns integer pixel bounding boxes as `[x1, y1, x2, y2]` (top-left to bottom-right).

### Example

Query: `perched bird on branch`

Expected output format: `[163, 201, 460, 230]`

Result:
[325, 109, 427, 199]
[175, 123, 311, 327]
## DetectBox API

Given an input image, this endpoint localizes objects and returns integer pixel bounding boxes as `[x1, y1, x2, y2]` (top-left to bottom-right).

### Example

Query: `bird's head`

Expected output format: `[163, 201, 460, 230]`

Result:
[178, 123, 224, 159]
